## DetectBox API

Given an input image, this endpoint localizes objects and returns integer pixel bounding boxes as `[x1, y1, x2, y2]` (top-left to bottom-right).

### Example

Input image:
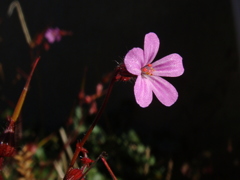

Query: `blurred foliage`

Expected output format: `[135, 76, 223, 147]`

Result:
[0, 65, 159, 179]
[0, 59, 240, 180]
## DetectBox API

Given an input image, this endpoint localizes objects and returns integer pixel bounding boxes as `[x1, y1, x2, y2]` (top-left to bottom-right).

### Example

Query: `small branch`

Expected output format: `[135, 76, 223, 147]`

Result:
[78, 152, 117, 180]
[59, 127, 74, 164]
[8, 0, 32, 45]
[100, 153, 117, 180]
[78, 155, 102, 180]
[53, 160, 65, 179]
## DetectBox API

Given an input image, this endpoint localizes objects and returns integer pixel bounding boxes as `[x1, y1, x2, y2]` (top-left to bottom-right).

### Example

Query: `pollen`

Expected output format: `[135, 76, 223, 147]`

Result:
[141, 64, 155, 76]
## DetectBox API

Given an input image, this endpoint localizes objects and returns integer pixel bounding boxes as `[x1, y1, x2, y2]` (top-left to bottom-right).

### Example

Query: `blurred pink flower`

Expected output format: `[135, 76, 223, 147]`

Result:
[44, 27, 62, 43]
[96, 83, 103, 97]
[124, 32, 184, 107]
[89, 101, 98, 115]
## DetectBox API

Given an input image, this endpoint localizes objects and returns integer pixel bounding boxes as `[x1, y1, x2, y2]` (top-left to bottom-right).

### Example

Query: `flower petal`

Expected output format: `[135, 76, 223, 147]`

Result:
[124, 47, 143, 75]
[143, 32, 160, 66]
[152, 53, 184, 77]
[134, 76, 153, 108]
[150, 76, 178, 106]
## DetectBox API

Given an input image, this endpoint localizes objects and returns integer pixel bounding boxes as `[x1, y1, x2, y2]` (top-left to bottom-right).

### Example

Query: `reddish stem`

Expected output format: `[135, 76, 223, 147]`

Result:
[64, 64, 133, 179]
[78, 152, 116, 180]
[64, 71, 118, 179]
[79, 77, 115, 147]
[11, 57, 40, 122]
[100, 155, 117, 180]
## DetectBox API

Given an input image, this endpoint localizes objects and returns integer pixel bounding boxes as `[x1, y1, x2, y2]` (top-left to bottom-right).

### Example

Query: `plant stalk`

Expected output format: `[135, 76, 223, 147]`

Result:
[64, 70, 119, 180]
[11, 57, 40, 122]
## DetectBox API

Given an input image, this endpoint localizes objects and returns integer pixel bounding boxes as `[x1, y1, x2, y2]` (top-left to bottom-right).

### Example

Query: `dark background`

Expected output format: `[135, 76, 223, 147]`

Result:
[0, 0, 240, 179]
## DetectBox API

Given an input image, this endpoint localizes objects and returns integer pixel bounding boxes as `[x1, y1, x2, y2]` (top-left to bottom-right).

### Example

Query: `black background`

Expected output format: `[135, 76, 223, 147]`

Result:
[0, 0, 240, 179]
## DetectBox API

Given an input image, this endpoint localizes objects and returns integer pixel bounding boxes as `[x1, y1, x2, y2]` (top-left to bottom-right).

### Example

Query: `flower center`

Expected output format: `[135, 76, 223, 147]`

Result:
[141, 64, 155, 76]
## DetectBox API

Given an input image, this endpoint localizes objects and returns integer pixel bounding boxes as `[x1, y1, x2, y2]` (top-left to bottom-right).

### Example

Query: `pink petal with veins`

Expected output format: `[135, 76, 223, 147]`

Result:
[152, 53, 184, 77]
[134, 76, 153, 108]
[150, 76, 178, 106]
[143, 32, 160, 65]
[124, 48, 143, 75]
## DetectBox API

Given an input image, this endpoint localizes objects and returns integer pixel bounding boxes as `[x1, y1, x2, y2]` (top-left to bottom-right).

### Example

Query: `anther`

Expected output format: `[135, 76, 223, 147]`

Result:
[141, 64, 154, 76]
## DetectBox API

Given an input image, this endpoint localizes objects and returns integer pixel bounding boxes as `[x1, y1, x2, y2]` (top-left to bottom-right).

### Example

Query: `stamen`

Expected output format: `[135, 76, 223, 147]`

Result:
[141, 64, 154, 76]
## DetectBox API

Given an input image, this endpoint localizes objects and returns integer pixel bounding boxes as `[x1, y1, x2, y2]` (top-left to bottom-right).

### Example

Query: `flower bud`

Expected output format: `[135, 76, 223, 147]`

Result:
[64, 167, 84, 180]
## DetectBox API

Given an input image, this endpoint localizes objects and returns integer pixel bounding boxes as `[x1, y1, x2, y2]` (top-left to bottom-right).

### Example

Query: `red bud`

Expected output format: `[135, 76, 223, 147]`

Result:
[64, 167, 84, 180]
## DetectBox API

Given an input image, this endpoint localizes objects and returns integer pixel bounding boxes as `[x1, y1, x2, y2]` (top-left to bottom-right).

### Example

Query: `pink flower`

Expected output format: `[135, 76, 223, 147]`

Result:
[124, 32, 184, 107]
[44, 28, 62, 43]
